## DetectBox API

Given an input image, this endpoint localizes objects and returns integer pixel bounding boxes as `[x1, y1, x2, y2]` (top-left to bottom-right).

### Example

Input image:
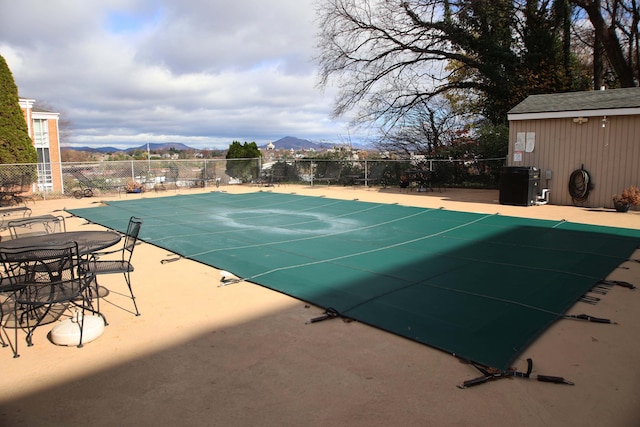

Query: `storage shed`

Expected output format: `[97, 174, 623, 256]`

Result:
[507, 87, 640, 208]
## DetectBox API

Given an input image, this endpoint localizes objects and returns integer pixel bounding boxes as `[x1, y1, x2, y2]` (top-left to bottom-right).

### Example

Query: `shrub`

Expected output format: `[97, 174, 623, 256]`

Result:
[614, 185, 640, 206]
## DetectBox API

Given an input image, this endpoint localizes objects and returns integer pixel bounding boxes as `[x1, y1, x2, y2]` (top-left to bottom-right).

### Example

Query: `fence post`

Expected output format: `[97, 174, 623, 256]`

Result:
[364, 160, 369, 187]
[203, 160, 207, 188]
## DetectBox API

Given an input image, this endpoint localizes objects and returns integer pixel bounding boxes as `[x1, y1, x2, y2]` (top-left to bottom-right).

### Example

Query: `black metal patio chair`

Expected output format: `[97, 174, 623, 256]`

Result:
[0, 241, 98, 358]
[83, 217, 143, 318]
[314, 162, 342, 186]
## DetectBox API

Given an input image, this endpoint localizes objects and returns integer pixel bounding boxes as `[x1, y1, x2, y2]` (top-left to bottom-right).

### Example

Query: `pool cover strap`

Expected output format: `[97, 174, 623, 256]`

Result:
[565, 313, 615, 324]
[458, 358, 574, 389]
[305, 307, 341, 324]
[598, 279, 636, 289]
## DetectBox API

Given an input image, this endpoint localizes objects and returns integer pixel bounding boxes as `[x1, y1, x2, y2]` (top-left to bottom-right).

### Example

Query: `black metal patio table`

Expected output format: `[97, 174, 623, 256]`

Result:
[0, 230, 121, 255]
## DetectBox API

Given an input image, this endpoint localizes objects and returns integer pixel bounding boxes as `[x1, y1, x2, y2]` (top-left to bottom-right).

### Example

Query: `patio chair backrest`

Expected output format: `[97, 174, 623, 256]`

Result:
[0, 241, 90, 302]
[8, 215, 66, 239]
[122, 217, 143, 262]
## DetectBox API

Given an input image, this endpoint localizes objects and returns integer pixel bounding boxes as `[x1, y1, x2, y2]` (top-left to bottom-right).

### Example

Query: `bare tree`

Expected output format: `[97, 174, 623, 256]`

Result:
[375, 97, 467, 156]
[315, 0, 585, 132]
[570, 0, 639, 87]
[318, 1, 427, 126]
[316, 0, 491, 128]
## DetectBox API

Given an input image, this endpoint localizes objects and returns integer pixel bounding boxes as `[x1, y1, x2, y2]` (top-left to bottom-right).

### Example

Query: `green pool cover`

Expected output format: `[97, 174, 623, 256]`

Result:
[67, 192, 640, 370]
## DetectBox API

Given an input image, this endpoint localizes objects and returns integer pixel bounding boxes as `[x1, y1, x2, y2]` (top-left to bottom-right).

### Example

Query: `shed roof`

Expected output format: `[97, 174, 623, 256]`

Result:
[508, 87, 640, 119]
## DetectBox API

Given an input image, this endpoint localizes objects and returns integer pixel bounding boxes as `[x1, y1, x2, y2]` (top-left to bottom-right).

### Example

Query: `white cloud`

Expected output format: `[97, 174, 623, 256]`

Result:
[0, 0, 360, 149]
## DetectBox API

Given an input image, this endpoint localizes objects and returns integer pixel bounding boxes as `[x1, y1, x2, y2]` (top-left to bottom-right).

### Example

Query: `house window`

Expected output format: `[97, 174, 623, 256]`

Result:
[33, 119, 53, 190]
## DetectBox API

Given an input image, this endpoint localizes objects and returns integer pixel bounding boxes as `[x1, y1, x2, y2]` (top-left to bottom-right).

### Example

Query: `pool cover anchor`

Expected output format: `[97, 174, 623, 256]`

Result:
[218, 270, 242, 286]
[305, 307, 340, 324]
[457, 359, 574, 389]
[160, 254, 182, 264]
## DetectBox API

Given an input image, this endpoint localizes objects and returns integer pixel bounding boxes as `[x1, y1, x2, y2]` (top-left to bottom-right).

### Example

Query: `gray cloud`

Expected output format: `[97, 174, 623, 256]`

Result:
[0, 0, 358, 149]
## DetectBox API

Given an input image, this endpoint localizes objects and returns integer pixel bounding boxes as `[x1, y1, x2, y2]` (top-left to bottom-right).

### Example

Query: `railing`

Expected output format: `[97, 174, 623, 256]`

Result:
[0, 157, 505, 202]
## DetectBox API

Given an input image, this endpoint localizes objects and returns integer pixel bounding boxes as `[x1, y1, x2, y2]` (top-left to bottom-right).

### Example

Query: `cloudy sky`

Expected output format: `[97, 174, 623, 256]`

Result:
[0, 0, 365, 149]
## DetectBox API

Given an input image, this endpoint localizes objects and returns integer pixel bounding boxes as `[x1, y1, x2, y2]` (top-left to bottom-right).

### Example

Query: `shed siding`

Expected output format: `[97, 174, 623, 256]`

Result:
[508, 115, 640, 208]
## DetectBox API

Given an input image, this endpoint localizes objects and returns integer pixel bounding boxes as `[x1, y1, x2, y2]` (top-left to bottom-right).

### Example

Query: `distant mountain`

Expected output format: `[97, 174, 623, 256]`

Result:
[63, 138, 373, 154]
[261, 136, 334, 150]
[62, 142, 197, 153]
[264, 136, 314, 150]
[61, 146, 123, 153]
[130, 142, 194, 152]
[260, 136, 376, 150]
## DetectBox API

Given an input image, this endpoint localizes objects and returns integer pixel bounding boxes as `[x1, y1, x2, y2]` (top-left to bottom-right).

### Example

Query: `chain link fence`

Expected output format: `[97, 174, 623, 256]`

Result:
[0, 157, 505, 204]
[60, 159, 249, 198]
[263, 158, 506, 189]
[0, 159, 261, 203]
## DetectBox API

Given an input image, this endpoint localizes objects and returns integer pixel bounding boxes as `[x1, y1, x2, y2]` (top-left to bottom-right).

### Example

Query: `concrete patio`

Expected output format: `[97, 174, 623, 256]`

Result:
[1, 184, 639, 426]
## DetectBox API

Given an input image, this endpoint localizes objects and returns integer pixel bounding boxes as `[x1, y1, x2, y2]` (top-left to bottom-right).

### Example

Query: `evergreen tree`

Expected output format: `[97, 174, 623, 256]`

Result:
[0, 55, 37, 164]
[225, 141, 261, 182]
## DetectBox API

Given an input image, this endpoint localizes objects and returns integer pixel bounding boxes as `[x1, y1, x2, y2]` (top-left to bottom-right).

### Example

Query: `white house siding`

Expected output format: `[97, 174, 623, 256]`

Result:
[508, 114, 640, 208]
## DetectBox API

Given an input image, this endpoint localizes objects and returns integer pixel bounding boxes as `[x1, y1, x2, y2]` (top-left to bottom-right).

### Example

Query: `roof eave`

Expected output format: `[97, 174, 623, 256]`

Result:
[508, 107, 640, 121]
